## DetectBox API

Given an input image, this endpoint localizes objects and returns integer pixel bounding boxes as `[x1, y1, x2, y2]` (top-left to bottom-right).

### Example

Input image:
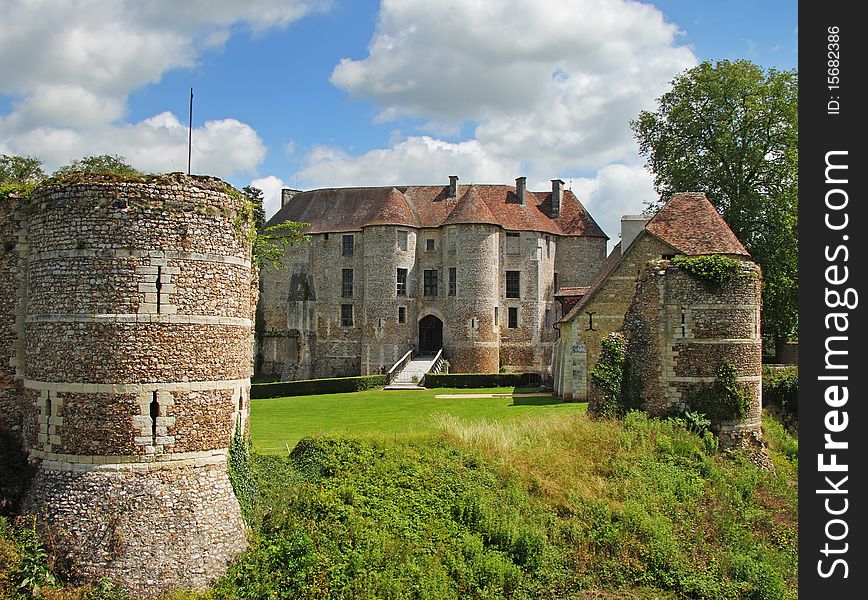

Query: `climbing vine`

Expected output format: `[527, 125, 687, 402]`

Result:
[686, 359, 751, 423]
[589, 333, 627, 417]
[227, 417, 257, 527]
[670, 254, 741, 289]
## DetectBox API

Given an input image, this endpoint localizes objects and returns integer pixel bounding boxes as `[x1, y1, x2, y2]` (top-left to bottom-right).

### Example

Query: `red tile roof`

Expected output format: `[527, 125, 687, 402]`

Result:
[557, 191, 751, 325]
[267, 183, 607, 238]
[644, 192, 749, 257]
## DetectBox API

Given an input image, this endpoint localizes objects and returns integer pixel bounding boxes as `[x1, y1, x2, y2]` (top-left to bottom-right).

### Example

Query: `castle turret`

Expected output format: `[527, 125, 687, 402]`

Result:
[20, 174, 252, 595]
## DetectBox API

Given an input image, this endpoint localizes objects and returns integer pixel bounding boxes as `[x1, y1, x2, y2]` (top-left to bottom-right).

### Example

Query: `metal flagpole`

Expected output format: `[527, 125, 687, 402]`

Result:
[187, 88, 193, 175]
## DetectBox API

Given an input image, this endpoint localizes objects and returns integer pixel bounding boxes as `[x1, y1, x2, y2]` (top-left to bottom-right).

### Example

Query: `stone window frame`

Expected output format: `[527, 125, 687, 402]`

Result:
[398, 306, 407, 324]
[342, 234, 355, 257]
[340, 303, 354, 327]
[397, 230, 409, 251]
[508, 306, 519, 329]
[448, 267, 457, 296]
[505, 270, 520, 299]
[396, 268, 408, 296]
[423, 269, 438, 297]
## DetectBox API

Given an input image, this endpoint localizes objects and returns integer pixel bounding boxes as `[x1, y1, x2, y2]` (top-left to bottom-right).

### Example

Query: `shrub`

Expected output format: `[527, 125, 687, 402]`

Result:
[762, 366, 797, 426]
[589, 333, 627, 417]
[670, 254, 742, 289]
[251, 374, 387, 399]
[686, 359, 751, 424]
[423, 372, 540, 388]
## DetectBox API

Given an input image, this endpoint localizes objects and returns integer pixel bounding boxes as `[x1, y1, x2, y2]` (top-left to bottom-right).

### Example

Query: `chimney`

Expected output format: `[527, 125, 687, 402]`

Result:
[551, 179, 564, 217]
[448, 175, 459, 198]
[516, 176, 527, 206]
[281, 188, 300, 208]
[620, 214, 651, 254]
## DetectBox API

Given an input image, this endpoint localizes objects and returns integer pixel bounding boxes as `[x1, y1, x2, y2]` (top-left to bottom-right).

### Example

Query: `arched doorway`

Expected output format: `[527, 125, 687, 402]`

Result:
[418, 314, 443, 355]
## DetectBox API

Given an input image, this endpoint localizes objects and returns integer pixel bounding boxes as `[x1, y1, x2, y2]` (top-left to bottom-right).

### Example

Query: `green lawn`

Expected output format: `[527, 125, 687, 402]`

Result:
[250, 386, 587, 453]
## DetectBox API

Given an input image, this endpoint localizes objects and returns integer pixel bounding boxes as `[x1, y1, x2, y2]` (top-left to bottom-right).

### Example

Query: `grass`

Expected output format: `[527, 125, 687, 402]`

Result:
[251, 386, 587, 453]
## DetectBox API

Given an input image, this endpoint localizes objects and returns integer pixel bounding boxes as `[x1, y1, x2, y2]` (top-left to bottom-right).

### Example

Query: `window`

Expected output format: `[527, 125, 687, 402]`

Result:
[342, 234, 354, 256]
[662, 253, 675, 260]
[323, 233, 329, 241]
[506, 231, 520, 254]
[545, 236, 551, 258]
[508, 307, 518, 329]
[396, 268, 407, 296]
[545, 308, 552, 329]
[448, 267, 457, 296]
[341, 269, 353, 298]
[398, 306, 406, 324]
[426, 238, 435, 252]
[424, 269, 438, 296]
[554, 272, 558, 292]
[506, 271, 520, 298]
[494, 306, 498, 325]
[397, 230, 409, 251]
[341, 304, 353, 327]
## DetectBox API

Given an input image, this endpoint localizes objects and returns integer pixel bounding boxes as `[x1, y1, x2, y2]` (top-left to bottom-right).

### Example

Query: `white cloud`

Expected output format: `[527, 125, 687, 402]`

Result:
[303, 0, 694, 235]
[569, 164, 657, 247]
[250, 175, 286, 219]
[296, 136, 519, 188]
[4, 112, 266, 179]
[330, 0, 695, 174]
[0, 0, 326, 174]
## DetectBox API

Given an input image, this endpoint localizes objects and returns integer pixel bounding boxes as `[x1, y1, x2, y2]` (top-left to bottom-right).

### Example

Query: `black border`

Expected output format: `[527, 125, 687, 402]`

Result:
[799, 2, 867, 596]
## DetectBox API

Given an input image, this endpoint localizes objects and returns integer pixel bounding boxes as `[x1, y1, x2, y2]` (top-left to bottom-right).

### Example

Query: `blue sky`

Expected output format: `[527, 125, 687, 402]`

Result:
[0, 0, 797, 240]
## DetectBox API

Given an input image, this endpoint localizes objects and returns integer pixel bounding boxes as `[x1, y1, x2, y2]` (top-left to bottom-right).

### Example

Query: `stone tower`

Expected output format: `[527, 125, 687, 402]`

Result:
[622, 258, 763, 446]
[12, 174, 253, 595]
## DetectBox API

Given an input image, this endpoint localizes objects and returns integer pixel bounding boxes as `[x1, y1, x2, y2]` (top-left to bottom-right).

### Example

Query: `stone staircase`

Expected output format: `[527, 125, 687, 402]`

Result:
[385, 355, 439, 390]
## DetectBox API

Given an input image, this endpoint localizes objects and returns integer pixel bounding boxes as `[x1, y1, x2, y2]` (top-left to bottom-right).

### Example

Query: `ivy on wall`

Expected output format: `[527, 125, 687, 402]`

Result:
[685, 359, 750, 424]
[670, 255, 741, 289]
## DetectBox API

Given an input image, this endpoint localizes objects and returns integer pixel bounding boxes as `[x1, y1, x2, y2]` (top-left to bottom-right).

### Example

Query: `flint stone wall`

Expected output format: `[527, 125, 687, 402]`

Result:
[622, 260, 762, 444]
[27, 462, 245, 596]
[12, 174, 252, 595]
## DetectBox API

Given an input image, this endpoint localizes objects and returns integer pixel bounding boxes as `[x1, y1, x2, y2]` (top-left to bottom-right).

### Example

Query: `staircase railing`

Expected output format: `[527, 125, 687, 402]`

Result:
[386, 349, 414, 384]
[420, 348, 445, 386]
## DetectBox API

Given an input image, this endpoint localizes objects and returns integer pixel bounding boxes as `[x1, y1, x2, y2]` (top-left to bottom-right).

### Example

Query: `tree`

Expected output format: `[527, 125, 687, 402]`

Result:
[0, 154, 45, 188]
[241, 185, 308, 270]
[242, 186, 267, 231]
[631, 60, 798, 352]
[53, 154, 142, 178]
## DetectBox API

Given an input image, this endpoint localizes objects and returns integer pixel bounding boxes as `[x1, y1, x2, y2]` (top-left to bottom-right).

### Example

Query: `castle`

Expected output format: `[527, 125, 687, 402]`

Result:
[0, 173, 763, 595]
[0, 173, 254, 595]
[257, 177, 608, 378]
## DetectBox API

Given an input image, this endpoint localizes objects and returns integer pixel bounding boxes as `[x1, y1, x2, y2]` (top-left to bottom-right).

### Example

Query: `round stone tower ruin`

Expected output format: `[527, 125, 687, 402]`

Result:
[622, 258, 763, 446]
[15, 174, 253, 594]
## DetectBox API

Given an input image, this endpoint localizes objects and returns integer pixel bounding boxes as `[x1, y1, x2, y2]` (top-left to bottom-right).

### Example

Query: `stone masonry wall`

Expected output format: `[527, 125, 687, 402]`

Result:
[259, 219, 605, 380]
[622, 259, 762, 444]
[16, 174, 252, 596]
[555, 234, 675, 400]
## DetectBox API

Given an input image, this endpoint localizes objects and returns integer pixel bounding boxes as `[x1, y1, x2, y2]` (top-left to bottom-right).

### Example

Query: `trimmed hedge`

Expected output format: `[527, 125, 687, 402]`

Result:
[251, 374, 387, 399]
[423, 372, 541, 388]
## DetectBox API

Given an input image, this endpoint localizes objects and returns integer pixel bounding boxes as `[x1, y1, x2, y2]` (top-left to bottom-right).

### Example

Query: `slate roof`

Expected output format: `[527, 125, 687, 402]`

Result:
[554, 286, 591, 298]
[557, 192, 750, 325]
[267, 183, 607, 238]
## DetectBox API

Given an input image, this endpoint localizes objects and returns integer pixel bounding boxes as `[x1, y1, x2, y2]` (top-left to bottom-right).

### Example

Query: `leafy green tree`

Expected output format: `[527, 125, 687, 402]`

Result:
[241, 185, 308, 270]
[53, 154, 142, 178]
[243, 185, 267, 231]
[632, 60, 798, 351]
[1, 155, 45, 186]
